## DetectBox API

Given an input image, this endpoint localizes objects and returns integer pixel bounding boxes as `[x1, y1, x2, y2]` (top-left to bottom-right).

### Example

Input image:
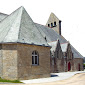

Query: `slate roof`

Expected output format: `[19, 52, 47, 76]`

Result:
[0, 6, 83, 58]
[0, 6, 49, 47]
[35, 23, 83, 58]
[71, 45, 83, 58]
[35, 23, 67, 43]
[48, 40, 58, 52]
[0, 13, 8, 21]
[61, 43, 68, 52]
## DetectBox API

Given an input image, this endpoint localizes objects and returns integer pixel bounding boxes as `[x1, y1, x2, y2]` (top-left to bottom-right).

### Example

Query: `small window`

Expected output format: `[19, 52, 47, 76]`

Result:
[48, 24, 50, 27]
[32, 51, 39, 65]
[51, 23, 53, 27]
[54, 22, 56, 26]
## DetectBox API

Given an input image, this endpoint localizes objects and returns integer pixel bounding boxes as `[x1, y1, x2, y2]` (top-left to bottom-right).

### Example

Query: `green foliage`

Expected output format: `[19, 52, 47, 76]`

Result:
[0, 77, 22, 83]
[83, 63, 85, 69]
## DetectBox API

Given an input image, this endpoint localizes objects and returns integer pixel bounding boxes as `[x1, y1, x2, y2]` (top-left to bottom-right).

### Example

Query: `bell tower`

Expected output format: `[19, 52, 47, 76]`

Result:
[46, 13, 61, 35]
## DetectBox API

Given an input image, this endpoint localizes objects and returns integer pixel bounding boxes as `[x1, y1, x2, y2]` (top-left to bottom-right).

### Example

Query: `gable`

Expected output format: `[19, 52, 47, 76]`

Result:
[48, 40, 58, 52]
[46, 12, 59, 26]
[61, 43, 68, 52]
[67, 43, 72, 53]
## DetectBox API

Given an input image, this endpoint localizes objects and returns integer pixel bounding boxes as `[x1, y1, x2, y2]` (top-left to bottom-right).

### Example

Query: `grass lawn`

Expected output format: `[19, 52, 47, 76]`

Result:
[0, 77, 22, 83]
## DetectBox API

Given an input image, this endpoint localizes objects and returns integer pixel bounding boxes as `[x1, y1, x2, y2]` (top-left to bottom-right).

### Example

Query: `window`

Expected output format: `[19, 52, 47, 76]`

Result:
[51, 23, 53, 27]
[32, 51, 39, 65]
[48, 24, 50, 27]
[54, 22, 56, 26]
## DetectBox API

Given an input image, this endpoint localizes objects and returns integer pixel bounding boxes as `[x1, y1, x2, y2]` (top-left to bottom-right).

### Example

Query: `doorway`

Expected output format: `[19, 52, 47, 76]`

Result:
[68, 62, 71, 71]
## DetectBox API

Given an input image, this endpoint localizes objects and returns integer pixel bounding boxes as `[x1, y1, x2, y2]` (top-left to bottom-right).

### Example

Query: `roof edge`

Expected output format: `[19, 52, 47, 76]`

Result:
[0, 42, 51, 48]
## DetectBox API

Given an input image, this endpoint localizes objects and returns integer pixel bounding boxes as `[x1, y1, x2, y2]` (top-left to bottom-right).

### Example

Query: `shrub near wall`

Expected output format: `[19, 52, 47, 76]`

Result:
[83, 63, 85, 69]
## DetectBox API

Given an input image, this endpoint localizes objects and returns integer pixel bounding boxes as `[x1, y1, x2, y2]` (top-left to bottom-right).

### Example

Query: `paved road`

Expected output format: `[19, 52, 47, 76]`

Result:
[0, 71, 85, 85]
[21, 71, 85, 84]
[28, 73, 85, 85]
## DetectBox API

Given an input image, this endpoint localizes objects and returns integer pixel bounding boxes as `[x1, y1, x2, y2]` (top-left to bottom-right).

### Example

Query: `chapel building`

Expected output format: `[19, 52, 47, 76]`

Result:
[0, 6, 83, 80]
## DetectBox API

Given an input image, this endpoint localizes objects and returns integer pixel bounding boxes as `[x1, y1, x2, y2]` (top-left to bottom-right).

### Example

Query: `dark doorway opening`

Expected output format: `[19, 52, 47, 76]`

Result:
[68, 62, 71, 71]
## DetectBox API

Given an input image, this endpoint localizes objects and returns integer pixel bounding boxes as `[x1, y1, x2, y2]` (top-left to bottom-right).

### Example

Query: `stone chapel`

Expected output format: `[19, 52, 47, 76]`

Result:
[0, 6, 83, 80]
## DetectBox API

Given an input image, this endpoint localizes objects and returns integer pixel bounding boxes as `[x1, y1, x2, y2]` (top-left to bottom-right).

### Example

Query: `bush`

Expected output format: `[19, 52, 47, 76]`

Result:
[83, 63, 85, 69]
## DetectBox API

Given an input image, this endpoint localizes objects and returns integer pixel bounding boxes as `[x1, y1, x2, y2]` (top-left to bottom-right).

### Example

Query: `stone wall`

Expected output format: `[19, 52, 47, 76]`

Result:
[0, 44, 2, 76]
[1, 43, 50, 80]
[56, 58, 64, 72]
[17, 44, 50, 80]
[73, 58, 84, 71]
[66, 60, 74, 71]
[0, 43, 84, 80]
[2, 44, 18, 80]
[46, 13, 61, 35]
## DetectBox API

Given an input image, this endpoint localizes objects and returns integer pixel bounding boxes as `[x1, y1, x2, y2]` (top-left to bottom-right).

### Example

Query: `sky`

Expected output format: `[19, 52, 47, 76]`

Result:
[0, 0, 85, 57]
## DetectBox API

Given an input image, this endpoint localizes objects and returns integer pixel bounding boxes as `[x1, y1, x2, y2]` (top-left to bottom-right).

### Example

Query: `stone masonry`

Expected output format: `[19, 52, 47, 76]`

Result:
[0, 43, 50, 80]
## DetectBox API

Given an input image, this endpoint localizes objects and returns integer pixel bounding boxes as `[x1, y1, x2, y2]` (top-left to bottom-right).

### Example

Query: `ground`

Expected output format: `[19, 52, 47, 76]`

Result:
[29, 73, 85, 85]
[0, 72, 85, 85]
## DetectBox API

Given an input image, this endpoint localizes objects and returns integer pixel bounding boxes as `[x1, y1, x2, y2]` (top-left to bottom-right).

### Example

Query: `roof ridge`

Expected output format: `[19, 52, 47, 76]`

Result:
[17, 7, 24, 43]
[0, 7, 24, 23]
[0, 12, 8, 15]
[0, 6, 24, 42]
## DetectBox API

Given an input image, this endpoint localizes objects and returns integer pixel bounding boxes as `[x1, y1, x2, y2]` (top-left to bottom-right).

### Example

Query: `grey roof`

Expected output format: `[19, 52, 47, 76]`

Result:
[48, 40, 58, 52]
[71, 45, 83, 58]
[61, 43, 68, 52]
[35, 24, 83, 58]
[35, 23, 67, 43]
[0, 13, 8, 21]
[0, 6, 83, 58]
[0, 6, 49, 47]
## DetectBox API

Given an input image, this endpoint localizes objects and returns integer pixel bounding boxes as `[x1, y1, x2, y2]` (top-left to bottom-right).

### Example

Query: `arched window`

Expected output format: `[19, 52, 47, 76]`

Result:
[32, 51, 39, 65]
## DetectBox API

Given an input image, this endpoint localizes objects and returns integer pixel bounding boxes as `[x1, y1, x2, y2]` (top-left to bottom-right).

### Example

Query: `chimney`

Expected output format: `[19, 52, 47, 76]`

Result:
[59, 20, 61, 35]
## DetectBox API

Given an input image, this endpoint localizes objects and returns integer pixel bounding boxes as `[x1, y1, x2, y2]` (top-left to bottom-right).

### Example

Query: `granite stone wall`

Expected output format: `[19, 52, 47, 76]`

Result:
[0, 43, 84, 80]
[73, 58, 84, 71]
[2, 44, 18, 80]
[56, 59, 64, 72]
[1, 43, 50, 80]
[46, 13, 61, 35]
[17, 44, 50, 80]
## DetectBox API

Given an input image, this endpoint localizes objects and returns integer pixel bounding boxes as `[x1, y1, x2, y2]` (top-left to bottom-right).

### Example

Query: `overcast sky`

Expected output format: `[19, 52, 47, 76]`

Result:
[0, 0, 85, 57]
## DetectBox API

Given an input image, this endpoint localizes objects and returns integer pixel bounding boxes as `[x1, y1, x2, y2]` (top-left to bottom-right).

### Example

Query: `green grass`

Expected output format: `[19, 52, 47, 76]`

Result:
[0, 77, 22, 83]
